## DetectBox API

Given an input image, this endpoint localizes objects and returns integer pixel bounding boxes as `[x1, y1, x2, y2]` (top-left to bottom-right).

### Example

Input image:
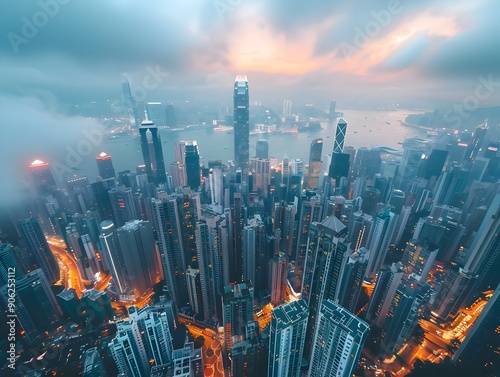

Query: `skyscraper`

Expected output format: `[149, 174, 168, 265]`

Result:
[95, 152, 116, 179]
[222, 281, 256, 351]
[29, 159, 57, 196]
[269, 252, 288, 306]
[328, 99, 337, 121]
[116, 220, 161, 299]
[82, 348, 108, 377]
[139, 119, 167, 185]
[256, 139, 269, 159]
[283, 100, 292, 117]
[268, 299, 309, 377]
[146, 102, 167, 126]
[364, 209, 398, 279]
[121, 75, 140, 127]
[301, 216, 351, 363]
[308, 300, 369, 377]
[234, 75, 250, 171]
[333, 118, 348, 154]
[305, 138, 323, 190]
[381, 277, 431, 355]
[17, 218, 59, 285]
[185, 140, 201, 189]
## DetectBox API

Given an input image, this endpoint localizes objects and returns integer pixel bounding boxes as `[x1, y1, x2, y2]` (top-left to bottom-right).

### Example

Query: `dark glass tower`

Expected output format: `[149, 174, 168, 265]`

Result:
[305, 138, 323, 190]
[185, 140, 201, 189]
[333, 117, 347, 154]
[233, 75, 249, 171]
[121, 74, 140, 127]
[17, 218, 60, 285]
[139, 119, 167, 185]
[95, 152, 116, 179]
[29, 159, 57, 196]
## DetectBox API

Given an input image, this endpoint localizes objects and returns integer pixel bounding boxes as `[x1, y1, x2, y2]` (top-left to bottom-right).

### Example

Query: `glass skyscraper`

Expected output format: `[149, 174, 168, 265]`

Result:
[234, 75, 249, 171]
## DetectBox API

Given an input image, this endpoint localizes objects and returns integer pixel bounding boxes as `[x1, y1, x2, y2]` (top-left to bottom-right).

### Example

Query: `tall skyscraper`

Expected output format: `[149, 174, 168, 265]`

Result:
[269, 252, 288, 306]
[229, 193, 247, 283]
[283, 100, 292, 117]
[146, 102, 167, 126]
[116, 220, 161, 299]
[333, 118, 348, 154]
[268, 299, 309, 377]
[234, 75, 250, 171]
[121, 75, 140, 127]
[453, 281, 500, 373]
[17, 218, 59, 285]
[308, 300, 369, 377]
[401, 239, 438, 281]
[95, 152, 116, 179]
[82, 348, 108, 377]
[381, 277, 431, 355]
[139, 119, 167, 185]
[29, 159, 57, 196]
[465, 122, 488, 162]
[151, 197, 188, 306]
[185, 140, 201, 189]
[99, 220, 130, 296]
[110, 305, 174, 376]
[256, 139, 269, 159]
[222, 281, 256, 351]
[186, 267, 203, 317]
[364, 209, 398, 279]
[328, 99, 337, 121]
[305, 138, 323, 190]
[301, 216, 351, 363]
[108, 185, 139, 227]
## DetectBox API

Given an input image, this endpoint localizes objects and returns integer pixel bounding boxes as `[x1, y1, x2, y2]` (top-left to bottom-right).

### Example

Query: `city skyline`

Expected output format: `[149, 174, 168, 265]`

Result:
[1, 2, 500, 377]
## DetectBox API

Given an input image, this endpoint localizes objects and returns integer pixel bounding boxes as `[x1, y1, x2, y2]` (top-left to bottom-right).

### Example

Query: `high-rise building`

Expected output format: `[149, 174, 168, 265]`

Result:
[294, 194, 323, 290]
[433, 166, 468, 207]
[121, 75, 140, 127]
[234, 75, 250, 171]
[139, 119, 167, 185]
[283, 100, 292, 117]
[0, 242, 22, 285]
[364, 209, 398, 279]
[333, 118, 348, 154]
[465, 122, 488, 162]
[301, 216, 351, 363]
[401, 239, 438, 281]
[305, 138, 323, 190]
[269, 252, 288, 306]
[365, 262, 404, 325]
[17, 218, 59, 284]
[99, 220, 130, 296]
[108, 185, 139, 227]
[256, 139, 269, 159]
[110, 305, 173, 376]
[186, 267, 203, 317]
[268, 299, 309, 377]
[328, 99, 337, 121]
[82, 348, 108, 377]
[222, 281, 256, 351]
[308, 300, 369, 377]
[95, 152, 116, 179]
[229, 193, 247, 283]
[116, 220, 161, 299]
[338, 247, 370, 314]
[453, 282, 500, 373]
[146, 102, 167, 127]
[328, 152, 350, 185]
[250, 158, 271, 196]
[151, 197, 188, 306]
[185, 140, 201, 189]
[381, 277, 431, 355]
[29, 159, 57, 196]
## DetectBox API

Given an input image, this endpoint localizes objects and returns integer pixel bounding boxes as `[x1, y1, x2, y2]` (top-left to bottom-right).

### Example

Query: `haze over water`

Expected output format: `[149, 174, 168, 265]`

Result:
[60, 109, 426, 184]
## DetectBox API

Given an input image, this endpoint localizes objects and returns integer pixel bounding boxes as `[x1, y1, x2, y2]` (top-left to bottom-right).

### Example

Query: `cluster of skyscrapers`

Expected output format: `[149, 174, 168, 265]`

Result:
[1, 77, 500, 376]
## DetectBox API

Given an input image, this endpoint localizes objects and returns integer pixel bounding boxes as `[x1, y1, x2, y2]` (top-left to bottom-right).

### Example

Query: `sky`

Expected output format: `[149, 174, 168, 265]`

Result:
[0, 0, 499, 204]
